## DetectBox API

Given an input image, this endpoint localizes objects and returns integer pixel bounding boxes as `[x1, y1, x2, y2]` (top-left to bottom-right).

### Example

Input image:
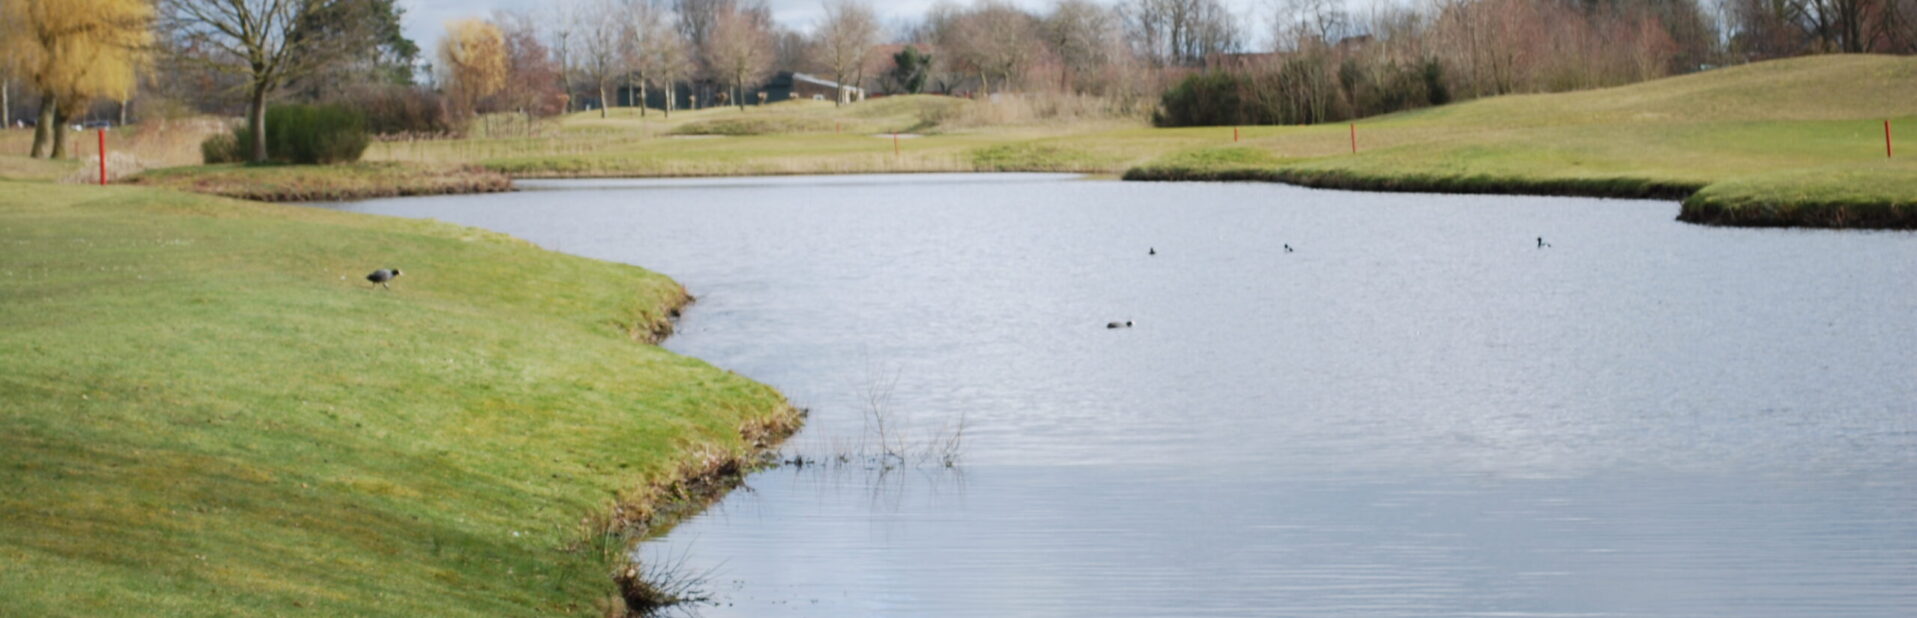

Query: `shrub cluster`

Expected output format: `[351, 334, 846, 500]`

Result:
[344, 86, 460, 137]
[1154, 56, 1451, 127]
[200, 104, 370, 165]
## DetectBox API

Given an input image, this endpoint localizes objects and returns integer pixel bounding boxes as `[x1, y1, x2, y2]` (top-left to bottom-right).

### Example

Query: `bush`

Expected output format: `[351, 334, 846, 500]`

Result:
[264, 104, 369, 164]
[200, 132, 244, 164]
[1154, 56, 1453, 127]
[204, 104, 370, 165]
[343, 85, 459, 137]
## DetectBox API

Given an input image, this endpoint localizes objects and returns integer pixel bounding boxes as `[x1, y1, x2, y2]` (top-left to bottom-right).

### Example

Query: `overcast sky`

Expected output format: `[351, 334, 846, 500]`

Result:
[398, 0, 1280, 62]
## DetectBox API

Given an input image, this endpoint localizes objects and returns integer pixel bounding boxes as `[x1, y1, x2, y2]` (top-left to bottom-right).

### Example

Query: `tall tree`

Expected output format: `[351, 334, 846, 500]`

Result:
[625, 1, 687, 117]
[1123, 0, 1240, 66]
[439, 19, 507, 117]
[1044, 0, 1123, 93]
[0, 0, 152, 159]
[811, 0, 880, 105]
[162, 0, 381, 162]
[943, 1, 1040, 95]
[575, 0, 624, 117]
[704, 5, 772, 111]
[494, 10, 563, 119]
[288, 0, 419, 97]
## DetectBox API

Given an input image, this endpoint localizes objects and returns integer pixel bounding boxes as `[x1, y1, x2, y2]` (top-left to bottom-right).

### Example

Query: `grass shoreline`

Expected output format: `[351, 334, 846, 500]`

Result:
[1, 180, 801, 615]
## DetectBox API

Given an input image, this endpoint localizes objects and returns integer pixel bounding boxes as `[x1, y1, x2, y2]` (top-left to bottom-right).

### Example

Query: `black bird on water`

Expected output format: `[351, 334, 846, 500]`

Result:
[1284, 244, 1294, 253]
[1537, 237, 1551, 248]
[1107, 320, 1134, 329]
[1149, 247, 1156, 255]
[366, 268, 402, 289]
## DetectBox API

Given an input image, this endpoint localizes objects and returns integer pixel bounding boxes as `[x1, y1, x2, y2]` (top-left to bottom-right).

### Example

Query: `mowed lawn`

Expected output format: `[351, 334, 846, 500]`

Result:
[0, 180, 792, 615]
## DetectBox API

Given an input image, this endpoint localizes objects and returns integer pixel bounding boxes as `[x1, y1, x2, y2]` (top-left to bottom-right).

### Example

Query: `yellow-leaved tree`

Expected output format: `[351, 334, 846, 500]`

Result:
[0, 0, 152, 159]
[439, 18, 506, 119]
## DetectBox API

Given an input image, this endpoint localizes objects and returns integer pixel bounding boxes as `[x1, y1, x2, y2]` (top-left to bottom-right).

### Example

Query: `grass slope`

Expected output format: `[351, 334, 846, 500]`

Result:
[1127, 55, 1917, 227]
[0, 181, 794, 615]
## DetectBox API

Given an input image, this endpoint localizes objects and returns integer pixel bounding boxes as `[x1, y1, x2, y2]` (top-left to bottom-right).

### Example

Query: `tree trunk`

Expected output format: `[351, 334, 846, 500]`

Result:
[31, 93, 55, 158]
[2, 79, 10, 129]
[248, 84, 269, 163]
[736, 83, 745, 112]
[599, 84, 608, 118]
[119, 99, 128, 127]
[664, 83, 673, 118]
[639, 81, 647, 117]
[50, 106, 69, 159]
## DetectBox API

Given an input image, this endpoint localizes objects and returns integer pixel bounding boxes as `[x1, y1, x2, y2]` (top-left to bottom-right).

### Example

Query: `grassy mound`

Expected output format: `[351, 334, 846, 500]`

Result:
[1128, 54, 1917, 227]
[0, 181, 796, 615]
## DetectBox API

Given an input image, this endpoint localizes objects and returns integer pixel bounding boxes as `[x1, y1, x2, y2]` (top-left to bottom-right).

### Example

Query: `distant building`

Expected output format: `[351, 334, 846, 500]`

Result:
[615, 72, 864, 110]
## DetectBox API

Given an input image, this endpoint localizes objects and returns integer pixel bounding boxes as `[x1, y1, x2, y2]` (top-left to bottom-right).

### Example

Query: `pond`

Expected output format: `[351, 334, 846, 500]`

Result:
[325, 174, 1917, 617]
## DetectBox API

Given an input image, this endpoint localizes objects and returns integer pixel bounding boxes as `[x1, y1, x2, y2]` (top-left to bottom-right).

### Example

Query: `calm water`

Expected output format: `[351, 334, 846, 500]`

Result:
[327, 175, 1917, 616]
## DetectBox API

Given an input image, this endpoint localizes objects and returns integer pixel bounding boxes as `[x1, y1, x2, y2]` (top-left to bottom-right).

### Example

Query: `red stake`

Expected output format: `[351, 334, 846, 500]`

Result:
[1886, 119, 1894, 159]
[1233, 127, 1239, 143]
[1349, 123, 1357, 154]
[893, 132, 900, 156]
[97, 128, 107, 185]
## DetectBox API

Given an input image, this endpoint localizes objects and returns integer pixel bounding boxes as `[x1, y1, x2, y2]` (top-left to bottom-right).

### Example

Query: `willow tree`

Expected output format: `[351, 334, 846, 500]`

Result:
[0, 0, 151, 159]
[161, 0, 375, 163]
[439, 19, 507, 117]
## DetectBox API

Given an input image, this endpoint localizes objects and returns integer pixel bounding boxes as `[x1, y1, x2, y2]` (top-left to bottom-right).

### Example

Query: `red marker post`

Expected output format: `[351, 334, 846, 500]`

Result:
[1349, 123, 1357, 154]
[1886, 120, 1894, 159]
[97, 128, 107, 185]
[1233, 127, 1240, 143]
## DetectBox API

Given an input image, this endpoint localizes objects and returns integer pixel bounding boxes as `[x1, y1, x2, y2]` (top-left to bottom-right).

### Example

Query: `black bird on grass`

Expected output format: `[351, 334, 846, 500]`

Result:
[366, 268, 402, 289]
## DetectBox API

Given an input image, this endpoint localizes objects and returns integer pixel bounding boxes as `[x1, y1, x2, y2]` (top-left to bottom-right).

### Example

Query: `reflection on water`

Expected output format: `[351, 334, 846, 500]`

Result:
[327, 175, 1917, 617]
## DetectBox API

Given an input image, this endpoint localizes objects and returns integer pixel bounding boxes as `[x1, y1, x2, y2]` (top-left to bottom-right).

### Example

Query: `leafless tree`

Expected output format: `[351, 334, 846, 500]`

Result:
[703, 5, 773, 110]
[546, 0, 579, 112]
[161, 0, 372, 162]
[1123, 0, 1240, 66]
[626, 0, 692, 116]
[942, 1, 1041, 95]
[575, 0, 624, 117]
[1043, 0, 1125, 93]
[811, 0, 881, 105]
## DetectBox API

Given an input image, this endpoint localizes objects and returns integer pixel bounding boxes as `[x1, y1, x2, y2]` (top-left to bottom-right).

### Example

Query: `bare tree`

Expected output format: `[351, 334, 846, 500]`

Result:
[623, 0, 675, 116]
[942, 1, 1041, 95]
[575, 0, 624, 117]
[811, 0, 880, 105]
[1044, 0, 1124, 93]
[703, 5, 773, 110]
[547, 0, 579, 112]
[1123, 0, 1240, 66]
[162, 0, 375, 162]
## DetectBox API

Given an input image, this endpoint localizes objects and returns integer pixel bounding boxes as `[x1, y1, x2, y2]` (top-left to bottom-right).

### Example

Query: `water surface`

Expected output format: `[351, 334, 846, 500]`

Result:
[327, 174, 1917, 616]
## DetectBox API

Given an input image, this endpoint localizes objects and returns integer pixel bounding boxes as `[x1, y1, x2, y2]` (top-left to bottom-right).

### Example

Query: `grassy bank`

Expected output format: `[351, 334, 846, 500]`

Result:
[348, 55, 1917, 227]
[130, 162, 513, 202]
[0, 180, 798, 615]
[1125, 55, 1917, 227]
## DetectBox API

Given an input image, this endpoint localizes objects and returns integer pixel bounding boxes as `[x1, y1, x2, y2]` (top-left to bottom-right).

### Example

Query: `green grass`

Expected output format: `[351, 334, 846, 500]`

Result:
[1681, 164, 1917, 227]
[0, 180, 797, 615]
[130, 162, 512, 202]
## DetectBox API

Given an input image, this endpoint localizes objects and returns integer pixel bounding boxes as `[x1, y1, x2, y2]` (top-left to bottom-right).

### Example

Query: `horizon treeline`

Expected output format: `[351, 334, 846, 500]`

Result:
[2, 0, 1914, 156]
